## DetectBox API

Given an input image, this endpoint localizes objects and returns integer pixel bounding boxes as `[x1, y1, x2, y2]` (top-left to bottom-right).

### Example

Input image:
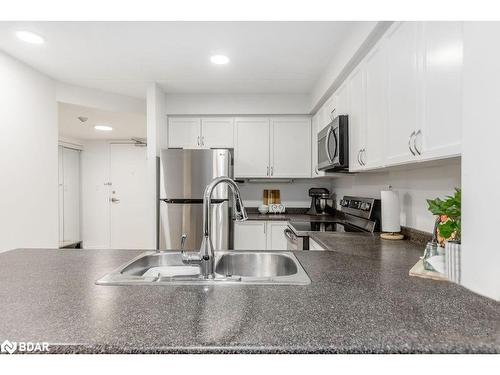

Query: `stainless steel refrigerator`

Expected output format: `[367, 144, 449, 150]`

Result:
[158, 149, 233, 250]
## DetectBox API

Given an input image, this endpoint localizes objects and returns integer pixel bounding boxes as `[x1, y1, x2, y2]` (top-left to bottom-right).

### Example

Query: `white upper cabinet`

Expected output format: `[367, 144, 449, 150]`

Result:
[311, 111, 326, 177]
[336, 83, 349, 116]
[271, 117, 311, 178]
[420, 21, 463, 160]
[385, 22, 421, 165]
[364, 40, 388, 169]
[234, 117, 270, 178]
[167, 117, 201, 148]
[347, 65, 366, 172]
[168, 117, 234, 149]
[201, 117, 234, 148]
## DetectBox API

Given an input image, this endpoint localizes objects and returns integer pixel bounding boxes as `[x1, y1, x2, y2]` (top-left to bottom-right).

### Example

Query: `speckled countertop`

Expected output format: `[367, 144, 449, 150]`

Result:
[0, 239, 498, 354]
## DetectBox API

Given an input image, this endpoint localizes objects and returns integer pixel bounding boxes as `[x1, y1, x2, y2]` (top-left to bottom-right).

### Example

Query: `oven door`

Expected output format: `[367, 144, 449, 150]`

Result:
[317, 123, 339, 171]
[284, 227, 304, 250]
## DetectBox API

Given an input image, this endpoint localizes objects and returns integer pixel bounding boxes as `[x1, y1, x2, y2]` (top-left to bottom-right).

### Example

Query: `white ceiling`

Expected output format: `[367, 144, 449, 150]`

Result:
[0, 21, 363, 98]
[58, 103, 146, 140]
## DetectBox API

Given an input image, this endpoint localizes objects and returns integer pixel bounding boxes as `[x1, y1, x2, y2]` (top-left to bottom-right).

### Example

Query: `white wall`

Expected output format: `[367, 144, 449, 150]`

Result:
[165, 93, 310, 115]
[146, 83, 167, 249]
[461, 22, 500, 301]
[330, 160, 461, 233]
[238, 180, 332, 208]
[0, 52, 58, 252]
[56, 82, 146, 114]
[80, 140, 110, 249]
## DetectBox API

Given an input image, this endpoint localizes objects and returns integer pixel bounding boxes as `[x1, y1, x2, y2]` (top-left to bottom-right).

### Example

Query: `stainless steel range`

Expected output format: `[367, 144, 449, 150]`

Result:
[285, 196, 381, 250]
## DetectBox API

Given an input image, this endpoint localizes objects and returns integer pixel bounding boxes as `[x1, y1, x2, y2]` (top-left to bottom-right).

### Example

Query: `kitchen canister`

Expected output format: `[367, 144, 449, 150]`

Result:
[445, 241, 461, 283]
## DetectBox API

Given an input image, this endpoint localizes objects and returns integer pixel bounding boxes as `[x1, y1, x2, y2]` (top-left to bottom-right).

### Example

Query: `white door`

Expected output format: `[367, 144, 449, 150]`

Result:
[109, 144, 149, 249]
[62, 147, 81, 243]
[168, 117, 201, 148]
[234, 118, 270, 178]
[233, 221, 267, 250]
[420, 21, 463, 160]
[266, 222, 288, 250]
[386, 22, 420, 165]
[201, 117, 234, 148]
[348, 66, 366, 172]
[364, 40, 388, 169]
[58, 146, 64, 243]
[270, 117, 311, 178]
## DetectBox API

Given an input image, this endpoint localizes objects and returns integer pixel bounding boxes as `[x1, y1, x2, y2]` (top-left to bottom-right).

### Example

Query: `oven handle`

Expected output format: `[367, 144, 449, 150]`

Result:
[284, 228, 297, 243]
[325, 126, 334, 163]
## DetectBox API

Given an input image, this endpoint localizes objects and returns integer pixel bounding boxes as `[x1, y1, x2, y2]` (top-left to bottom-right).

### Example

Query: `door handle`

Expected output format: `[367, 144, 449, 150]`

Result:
[266, 166, 269, 176]
[270, 166, 274, 176]
[360, 148, 366, 166]
[414, 130, 422, 155]
[197, 136, 200, 146]
[408, 131, 416, 156]
[110, 197, 120, 203]
[357, 150, 362, 166]
[325, 126, 334, 163]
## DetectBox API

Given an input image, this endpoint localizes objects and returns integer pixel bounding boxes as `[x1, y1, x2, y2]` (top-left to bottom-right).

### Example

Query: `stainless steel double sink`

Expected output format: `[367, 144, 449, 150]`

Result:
[96, 251, 311, 286]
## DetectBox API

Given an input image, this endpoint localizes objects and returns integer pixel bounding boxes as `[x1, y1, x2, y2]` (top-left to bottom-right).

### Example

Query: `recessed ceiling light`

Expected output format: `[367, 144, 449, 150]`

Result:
[210, 55, 230, 65]
[94, 125, 113, 132]
[15, 31, 45, 45]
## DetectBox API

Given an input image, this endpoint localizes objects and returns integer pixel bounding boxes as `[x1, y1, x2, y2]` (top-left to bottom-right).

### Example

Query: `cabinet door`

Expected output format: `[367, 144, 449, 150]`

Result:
[348, 65, 366, 172]
[386, 22, 420, 165]
[270, 117, 311, 178]
[168, 118, 201, 148]
[311, 112, 325, 177]
[234, 118, 270, 178]
[336, 83, 349, 116]
[364, 40, 388, 169]
[233, 221, 267, 250]
[420, 21, 462, 160]
[266, 222, 289, 250]
[201, 117, 234, 148]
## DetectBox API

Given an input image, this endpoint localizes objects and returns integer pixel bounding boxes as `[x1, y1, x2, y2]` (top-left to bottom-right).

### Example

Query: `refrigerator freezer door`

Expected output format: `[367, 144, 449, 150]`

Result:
[159, 200, 229, 250]
[158, 148, 233, 250]
[159, 149, 231, 200]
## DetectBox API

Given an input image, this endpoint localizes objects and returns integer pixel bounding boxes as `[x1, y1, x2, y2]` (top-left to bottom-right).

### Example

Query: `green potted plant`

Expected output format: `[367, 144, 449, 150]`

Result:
[426, 188, 461, 283]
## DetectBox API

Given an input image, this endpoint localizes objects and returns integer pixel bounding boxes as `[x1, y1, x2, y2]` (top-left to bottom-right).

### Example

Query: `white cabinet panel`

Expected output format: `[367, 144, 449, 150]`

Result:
[421, 21, 463, 160]
[336, 83, 349, 116]
[311, 112, 326, 177]
[233, 221, 267, 250]
[348, 66, 366, 172]
[266, 222, 288, 250]
[386, 22, 420, 165]
[167, 118, 201, 148]
[364, 41, 388, 169]
[271, 117, 311, 178]
[234, 118, 270, 178]
[201, 117, 234, 148]
[309, 238, 326, 251]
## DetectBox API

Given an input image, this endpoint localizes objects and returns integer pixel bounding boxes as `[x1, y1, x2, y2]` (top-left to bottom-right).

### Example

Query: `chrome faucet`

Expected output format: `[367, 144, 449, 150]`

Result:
[182, 177, 247, 278]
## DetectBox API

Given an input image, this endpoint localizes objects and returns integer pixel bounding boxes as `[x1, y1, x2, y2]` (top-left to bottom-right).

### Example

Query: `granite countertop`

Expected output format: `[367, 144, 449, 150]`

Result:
[246, 212, 337, 222]
[0, 239, 498, 354]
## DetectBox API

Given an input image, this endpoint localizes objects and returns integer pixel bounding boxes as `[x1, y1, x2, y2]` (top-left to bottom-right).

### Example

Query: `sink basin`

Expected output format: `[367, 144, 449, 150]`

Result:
[215, 252, 298, 277]
[96, 250, 310, 286]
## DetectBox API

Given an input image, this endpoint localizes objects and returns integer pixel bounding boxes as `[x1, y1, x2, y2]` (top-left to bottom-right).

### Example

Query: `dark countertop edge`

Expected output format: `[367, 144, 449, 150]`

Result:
[42, 343, 500, 354]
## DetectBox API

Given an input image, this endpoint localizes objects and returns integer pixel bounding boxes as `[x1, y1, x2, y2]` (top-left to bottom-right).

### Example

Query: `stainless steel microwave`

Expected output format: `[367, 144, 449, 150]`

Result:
[317, 115, 349, 171]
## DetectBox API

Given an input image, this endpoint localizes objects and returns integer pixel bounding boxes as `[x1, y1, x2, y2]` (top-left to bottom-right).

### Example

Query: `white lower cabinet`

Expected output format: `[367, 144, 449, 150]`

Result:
[233, 221, 288, 250]
[266, 222, 289, 250]
[233, 221, 267, 250]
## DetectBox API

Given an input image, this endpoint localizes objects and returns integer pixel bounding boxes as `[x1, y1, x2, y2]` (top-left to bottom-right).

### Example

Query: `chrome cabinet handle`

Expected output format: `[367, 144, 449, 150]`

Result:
[270, 166, 274, 176]
[201, 136, 205, 146]
[110, 197, 120, 203]
[284, 228, 296, 242]
[197, 136, 200, 146]
[357, 150, 362, 166]
[325, 126, 334, 163]
[266, 166, 269, 176]
[408, 131, 416, 156]
[414, 130, 422, 155]
[360, 148, 366, 166]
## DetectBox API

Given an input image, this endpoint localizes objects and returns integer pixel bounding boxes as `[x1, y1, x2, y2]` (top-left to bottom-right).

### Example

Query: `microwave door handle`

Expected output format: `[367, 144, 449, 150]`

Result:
[325, 126, 334, 163]
[332, 128, 338, 161]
